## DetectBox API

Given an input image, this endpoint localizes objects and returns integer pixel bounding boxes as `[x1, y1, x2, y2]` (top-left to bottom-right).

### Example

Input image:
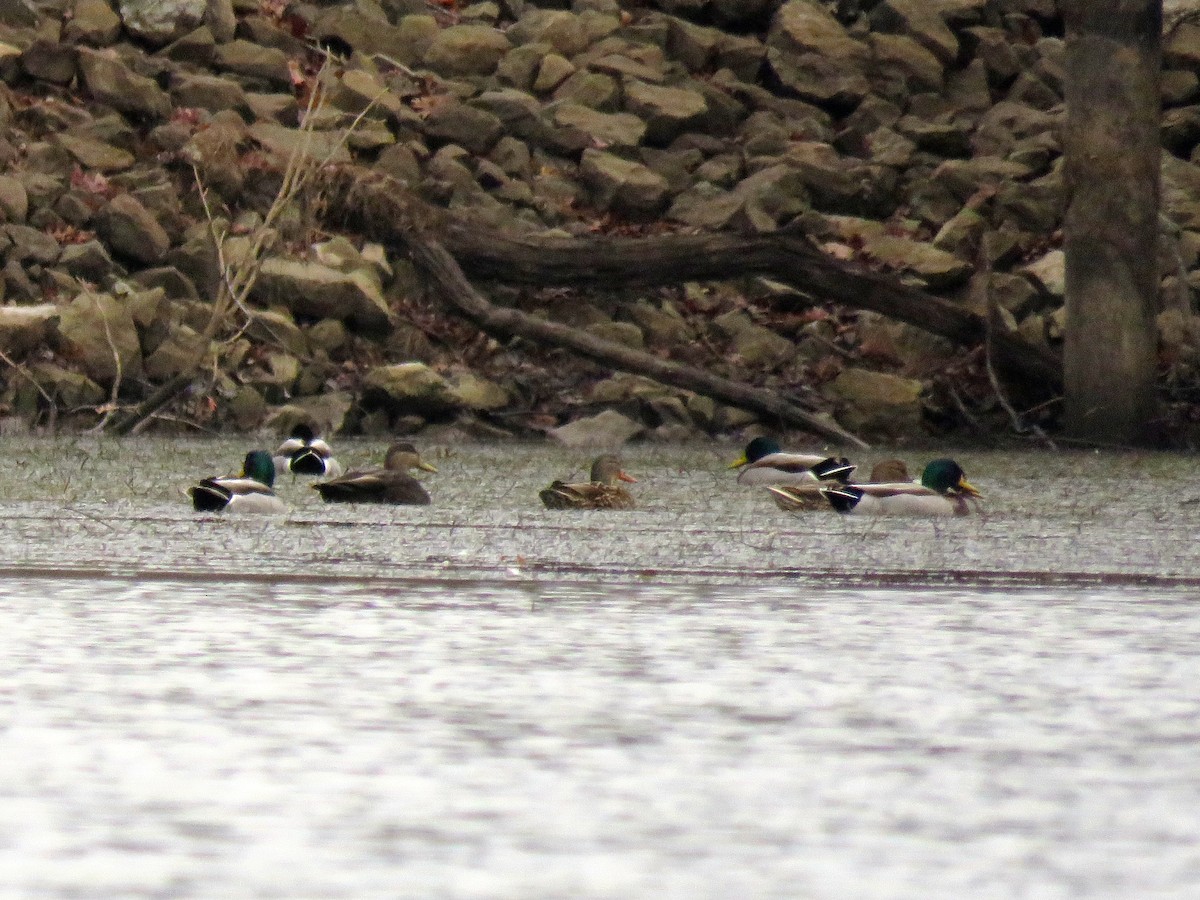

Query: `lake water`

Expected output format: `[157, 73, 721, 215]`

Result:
[1, 438, 1198, 897]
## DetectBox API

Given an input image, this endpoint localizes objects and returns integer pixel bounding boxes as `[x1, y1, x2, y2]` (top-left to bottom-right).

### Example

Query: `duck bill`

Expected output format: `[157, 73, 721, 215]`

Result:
[617, 471, 638, 483]
[728, 454, 748, 469]
[418, 461, 439, 473]
[957, 478, 982, 498]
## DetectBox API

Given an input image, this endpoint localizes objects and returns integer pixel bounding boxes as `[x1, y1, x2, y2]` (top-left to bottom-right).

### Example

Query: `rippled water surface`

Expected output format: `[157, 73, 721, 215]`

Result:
[1, 439, 1199, 897]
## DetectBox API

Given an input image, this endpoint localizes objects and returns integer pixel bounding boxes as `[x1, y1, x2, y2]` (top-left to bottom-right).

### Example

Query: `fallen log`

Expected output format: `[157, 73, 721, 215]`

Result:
[406, 237, 870, 447]
[317, 167, 1062, 439]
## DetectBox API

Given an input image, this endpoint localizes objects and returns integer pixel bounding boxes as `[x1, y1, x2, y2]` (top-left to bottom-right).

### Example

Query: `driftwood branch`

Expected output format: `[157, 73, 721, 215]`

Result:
[407, 238, 870, 447]
[440, 227, 1063, 391]
[319, 168, 1061, 393]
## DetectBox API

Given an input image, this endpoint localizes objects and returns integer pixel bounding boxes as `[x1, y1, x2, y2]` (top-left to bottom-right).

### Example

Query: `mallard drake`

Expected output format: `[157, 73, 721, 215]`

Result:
[820, 458, 981, 516]
[768, 458, 912, 512]
[313, 442, 438, 505]
[540, 454, 637, 510]
[190, 450, 287, 514]
[273, 424, 344, 478]
[729, 436, 855, 486]
[764, 456, 881, 512]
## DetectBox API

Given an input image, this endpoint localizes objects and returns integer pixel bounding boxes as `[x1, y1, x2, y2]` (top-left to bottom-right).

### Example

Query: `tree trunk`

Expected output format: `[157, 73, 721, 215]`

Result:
[1062, 1, 1162, 444]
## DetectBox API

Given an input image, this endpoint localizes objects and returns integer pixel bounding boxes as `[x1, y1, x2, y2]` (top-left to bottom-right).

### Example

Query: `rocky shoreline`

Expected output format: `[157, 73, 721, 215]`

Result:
[2, 0, 1200, 447]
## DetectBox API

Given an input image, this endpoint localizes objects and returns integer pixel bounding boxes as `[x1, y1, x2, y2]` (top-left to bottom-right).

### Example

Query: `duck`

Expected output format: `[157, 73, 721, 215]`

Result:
[729, 436, 855, 486]
[819, 458, 982, 516]
[767, 458, 911, 512]
[273, 423, 344, 478]
[540, 454, 637, 510]
[312, 442, 438, 505]
[189, 450, 287, 514]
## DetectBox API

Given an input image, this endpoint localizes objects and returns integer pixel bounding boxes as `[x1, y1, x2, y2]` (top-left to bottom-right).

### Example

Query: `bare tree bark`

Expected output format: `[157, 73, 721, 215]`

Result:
[1061, 1, 1162, 444]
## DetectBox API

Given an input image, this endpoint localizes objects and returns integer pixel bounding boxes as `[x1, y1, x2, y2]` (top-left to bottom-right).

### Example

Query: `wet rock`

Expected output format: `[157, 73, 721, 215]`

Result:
[550, 408, 643, 448]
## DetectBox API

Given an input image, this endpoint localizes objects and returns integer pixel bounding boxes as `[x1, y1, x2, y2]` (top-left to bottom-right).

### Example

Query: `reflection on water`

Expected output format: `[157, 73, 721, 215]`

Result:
[3, 577, 1200, 898]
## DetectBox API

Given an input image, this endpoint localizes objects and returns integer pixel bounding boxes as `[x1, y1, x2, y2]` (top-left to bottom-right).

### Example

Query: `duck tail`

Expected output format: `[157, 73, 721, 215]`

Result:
[811, 457, 856, 483]
[821, 484, 863, 513]
[288, 448, 326, 475]
[190, 479, 232, 512]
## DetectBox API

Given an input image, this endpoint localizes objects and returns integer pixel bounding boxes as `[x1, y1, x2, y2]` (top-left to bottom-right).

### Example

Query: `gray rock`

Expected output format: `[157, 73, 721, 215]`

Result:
[424, 101, 505, 155]
[28, 362, 106, 409]
[119, 0, 206, 45]
[1021, 248, 1065, 298]
[830, 367, 924, 438]
[423, 25, 512, 77]
[169, 73, 249, 114]
[623, 80, 708, 145]
[0, 303, 56, 356]
[253, 258, 392, 333]
[580, 149, 670, 219]
[553, 103, 645, 149]
[65, 0, 122, 45]
[870, 0, 958, 64]
[56, 291, 143, 384]
[54, 133, 134, 172]
[508, 9, 590, 55]
[58, 240, 115, 281]
[361, 361, 461, 415]
[550, 408, 643, 447]
[211, 40, 292, 87]
[94, 193, 171, 265]
[143, 323, 207, 379]
[0, 176, 27, 223]
[77, 47, 172, 120]
[4, 224, 61, 265]
[20, 40, 78, 85]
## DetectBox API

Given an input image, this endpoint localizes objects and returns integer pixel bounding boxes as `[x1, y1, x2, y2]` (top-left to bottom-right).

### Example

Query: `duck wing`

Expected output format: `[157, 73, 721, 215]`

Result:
[314, 469, 430, 505]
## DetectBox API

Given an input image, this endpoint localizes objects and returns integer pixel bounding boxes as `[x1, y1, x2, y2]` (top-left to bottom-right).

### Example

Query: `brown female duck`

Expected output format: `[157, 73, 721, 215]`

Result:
[540, 454, 637, 510]
[312, 442, 438, 505]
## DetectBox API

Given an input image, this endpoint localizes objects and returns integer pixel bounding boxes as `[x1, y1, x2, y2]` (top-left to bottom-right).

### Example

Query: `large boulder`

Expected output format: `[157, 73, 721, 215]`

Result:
[252, 258, 393, 333]
[55, 292, 143, 385]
